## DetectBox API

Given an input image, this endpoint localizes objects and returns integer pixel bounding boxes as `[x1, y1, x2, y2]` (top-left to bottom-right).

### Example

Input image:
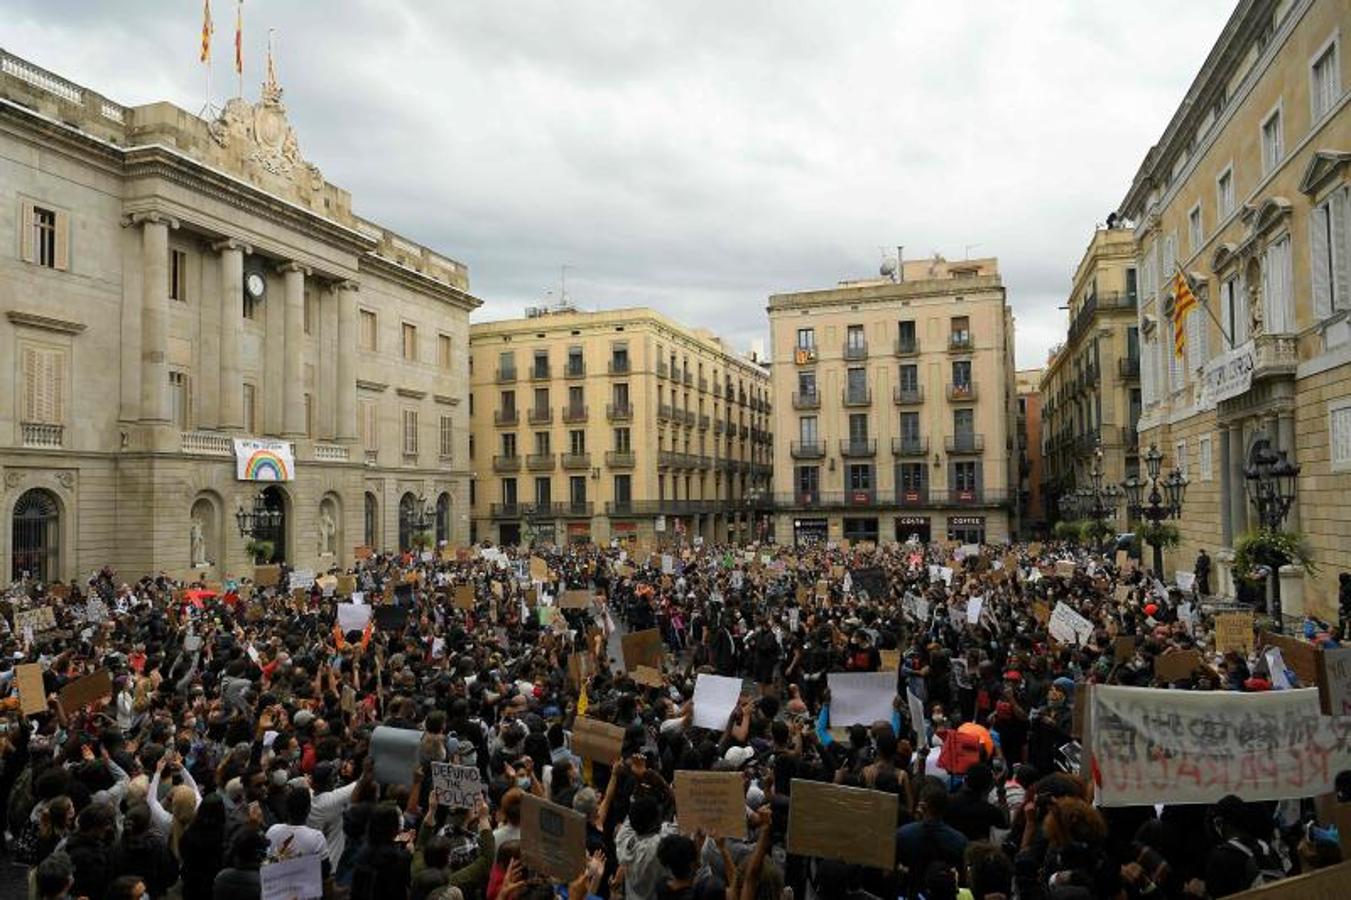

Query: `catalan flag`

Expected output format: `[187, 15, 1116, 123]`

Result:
[234, 1, 243, 75]
[200, 0, 214, 63]
[1171, 268, 1198, 359]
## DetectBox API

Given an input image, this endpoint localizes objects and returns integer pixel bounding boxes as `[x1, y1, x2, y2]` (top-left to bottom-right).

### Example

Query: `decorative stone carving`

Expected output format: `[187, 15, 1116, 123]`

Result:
[318, 504, 337, 556]
[207, 65, 324, 191]
[4, 471, 23, 489]
[190, 518, 207, 567]
[55, 472, 74, 489]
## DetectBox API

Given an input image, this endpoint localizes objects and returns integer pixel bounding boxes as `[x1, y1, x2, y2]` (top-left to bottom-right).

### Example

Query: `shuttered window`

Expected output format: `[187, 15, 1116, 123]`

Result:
[22, 346, 66, 424]
[20, 202, 69, 271]
[1311, 186, 1351, 321]
[1331, 401, 1351, 473]
[402, 409, 419, 456]
[359, 310, 377, 351]
[440, 415, 454, 458]
[169, 371, 192, 430]
[361, 401, 378, 450]
[1262, 236, 1295, 334]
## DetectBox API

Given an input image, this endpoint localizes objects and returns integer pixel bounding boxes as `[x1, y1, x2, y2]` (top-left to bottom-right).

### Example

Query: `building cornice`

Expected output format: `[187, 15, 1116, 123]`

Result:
[6, 310, 87, 335]
[358, 252, 482, 312]
[355, 379, 388, 393]
[767, 275, 1004, 311]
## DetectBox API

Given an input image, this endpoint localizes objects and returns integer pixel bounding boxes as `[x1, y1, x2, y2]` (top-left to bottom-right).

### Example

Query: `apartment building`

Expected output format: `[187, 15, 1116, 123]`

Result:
[767, 255, 1017, 545]
[469, 307, 772, 546]
[0, 51, 478, 581]
[1040, 226, 1142, 527]
[1015, 368, 1046, 537]
[1118, 0, 1349, 614]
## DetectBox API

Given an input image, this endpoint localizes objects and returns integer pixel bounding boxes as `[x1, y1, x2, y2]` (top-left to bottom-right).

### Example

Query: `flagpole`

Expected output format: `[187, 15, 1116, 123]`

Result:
[1176, 263, 1233, 351]
[236, 0, 243, 99]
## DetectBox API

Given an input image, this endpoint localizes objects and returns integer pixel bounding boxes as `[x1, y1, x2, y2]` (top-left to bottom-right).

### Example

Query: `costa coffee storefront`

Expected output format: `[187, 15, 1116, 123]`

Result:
[946, 515, 985, 544]
[895, 515, 930, 542]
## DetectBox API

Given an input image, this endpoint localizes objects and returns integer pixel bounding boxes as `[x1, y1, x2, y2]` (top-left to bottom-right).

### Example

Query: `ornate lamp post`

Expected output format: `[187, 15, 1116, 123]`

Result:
[235, 492, 281, 538]
[1244, 444, 1301, 630]
[1077, 446, 1122, 548]
[1122, 444, 1186, 577]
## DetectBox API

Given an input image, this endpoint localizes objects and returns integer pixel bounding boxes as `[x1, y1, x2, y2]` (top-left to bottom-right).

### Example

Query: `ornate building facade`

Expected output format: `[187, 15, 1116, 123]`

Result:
[1, 51, 479, 582]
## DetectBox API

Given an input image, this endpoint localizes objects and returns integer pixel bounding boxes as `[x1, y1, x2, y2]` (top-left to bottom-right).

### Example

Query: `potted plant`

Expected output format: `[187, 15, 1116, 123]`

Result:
[244, 539, 274, 565]
[410, 530, 434, 553]
[1053, 520, 1081, 543]
[1136, 521, 1179, 552]
[1079, 519, 1113, 548]
[1232, 529, 1316, 578]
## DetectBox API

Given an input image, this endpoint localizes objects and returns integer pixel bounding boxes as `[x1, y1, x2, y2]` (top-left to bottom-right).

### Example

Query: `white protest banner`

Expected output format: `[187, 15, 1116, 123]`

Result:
[260, 853, 322, 900]
[692, 674, 743, 730]
[1049, 602, 1094, 646]
[1176, 571, 1196, 592]
[234, 437, 295, 482]
[828, 672, 896, 728]
[661, 554, 675, 575]
[1089, 685, 1351, 806]
[430, 762, 483, 808]
[336, 603, 372, 634]
[1318, 647, 1351, 717]
[966, 596, 984, 625]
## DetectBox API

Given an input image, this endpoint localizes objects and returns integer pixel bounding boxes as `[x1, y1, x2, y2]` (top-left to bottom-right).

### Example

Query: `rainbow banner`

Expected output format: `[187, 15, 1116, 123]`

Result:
[233, 438, 294, 482]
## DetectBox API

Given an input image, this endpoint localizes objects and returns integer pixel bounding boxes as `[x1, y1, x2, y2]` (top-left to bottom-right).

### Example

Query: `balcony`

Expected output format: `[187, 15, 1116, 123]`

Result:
[842, 387, 872, 407]
[490, 503, 523, 519]
[945, 433, 985, 454]
[605, 450, 636, 468]
[608, 358, 630, 375]
[1118, 356, 1140, 379]
[792, 391, 820, 410]
[565, 362, 586, 379]
[527, 407, 553, 425]
[656, 361, 669, 379]
[562, 452, 591, 470]
[526, 453, 556, 471]
[683, 371, 694, 386]
[790, 440, 825, 459]
[892, 436, 929, 457]
[530, 365, 551, 381]
[946, 381, 978, 402]
[495, 367, 517, 383]
[682, 410, 697, 426]
[492, 454, 521, 472]
[698, 414, 710, 430]
[179, 430, 230, 455]
[895, 337, 921, 357]
[714, 419, 724, 434]
[561, 405, 589, 423]
[551, 501, 594, 518]
[494, 409, 518, 426]
[606, 403, 632, 422]
[698, 377, 708, 392]
[895, 485, 929, 506]
[695, 455, 712, 470]
[947, 488, 985, 505]
[893, 386, 924, 405]
[313, 443, 349, 462]
[948, 334, 973, 352]
[364, 449, 379, 465]
[839, 438, 877, 457]
[658, 403, 672, 422]
[843, 341, 868, 361]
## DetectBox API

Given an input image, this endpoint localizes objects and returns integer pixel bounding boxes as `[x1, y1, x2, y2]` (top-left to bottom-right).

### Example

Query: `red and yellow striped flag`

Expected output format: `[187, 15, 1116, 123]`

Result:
[234, 1, 242, 75]
[200, 0, 214, 63]
[1171, 268, 1198, 359]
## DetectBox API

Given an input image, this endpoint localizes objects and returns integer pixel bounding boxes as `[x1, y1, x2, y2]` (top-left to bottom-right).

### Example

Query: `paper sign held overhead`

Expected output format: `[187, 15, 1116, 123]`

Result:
[675, 771, 746, 839]
[692, 674, 743, 730]
[430, 762, 483, 808]
[521, 794, 588, 882]
[786, 780, 897, 869]
[571, 716, 626, 763]
[621, 628, 664, 671]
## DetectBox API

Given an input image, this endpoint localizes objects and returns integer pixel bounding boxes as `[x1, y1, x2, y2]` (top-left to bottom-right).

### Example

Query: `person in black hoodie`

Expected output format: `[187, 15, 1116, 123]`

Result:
[63, 801, 116, 900]
[213, 827, 270, 900]
[111, 802, 178, 898]
[350, 803, 412, 900]
[179, 793, 229, 898]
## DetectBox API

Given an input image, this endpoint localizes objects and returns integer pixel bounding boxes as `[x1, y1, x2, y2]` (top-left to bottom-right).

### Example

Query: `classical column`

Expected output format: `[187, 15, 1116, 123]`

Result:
[1228, 422, 1247, 538]
[213, 239, 252, 431]
[133, 212, 178, 423]
[335, 281, 359, 442]
[318, 283, 339, 440]
[279, 262, 310, 437]
[1278, 410, 1299, 532]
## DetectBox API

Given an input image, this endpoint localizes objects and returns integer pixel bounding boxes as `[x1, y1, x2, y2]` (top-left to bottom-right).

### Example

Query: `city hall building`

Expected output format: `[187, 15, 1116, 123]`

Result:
[0, 51, 479, 583]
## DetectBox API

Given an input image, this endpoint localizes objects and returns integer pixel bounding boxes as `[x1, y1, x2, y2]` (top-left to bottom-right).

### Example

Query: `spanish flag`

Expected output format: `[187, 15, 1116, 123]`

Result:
[1171, 268, 1198, 359]
[234, 1, 243, 75]
[200, 0, 213, 63]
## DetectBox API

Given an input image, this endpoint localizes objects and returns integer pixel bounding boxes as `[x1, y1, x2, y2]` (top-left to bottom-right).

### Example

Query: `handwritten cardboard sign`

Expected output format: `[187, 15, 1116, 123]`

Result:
[1048, 602, 1093, 646]
[880, 649, 901, 671]
[621, 628, 663, 671]
[529, 556, 549, 582]
[674, 771, 746, 838]
[430, 762, 483, 808]
[786, 780, 897, 869]
[1113, 636, 1136, 664]
[1154, 649, 1202, 682]
[15, 663, 46, 716]
[571, 716, 626, 763]
[354, 545, 373, 560]
[336, 575, 356, 596]
[453, 585, 475, 610]
[254, 565, 280, 587]
[260, 854, 322, 900]
[520, 794, 587, 881]
[13, 607, 57, 632]
[1317, 646, 1351, 717]
[559, 589, 592, 610]
[1214, 612, 1255, 656]
[567, 652, 593, 690]
[1261, 632, 1319, 685]
[632, 665, 664, 688]
[58, 669, 111, 712]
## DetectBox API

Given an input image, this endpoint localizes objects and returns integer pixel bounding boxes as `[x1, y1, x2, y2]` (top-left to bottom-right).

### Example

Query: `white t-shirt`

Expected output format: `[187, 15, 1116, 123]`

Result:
[267, 822, 330, 863]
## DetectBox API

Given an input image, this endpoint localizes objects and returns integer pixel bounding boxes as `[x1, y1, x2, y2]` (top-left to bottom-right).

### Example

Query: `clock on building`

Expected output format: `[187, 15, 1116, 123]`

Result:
[245, 271, 266, 300]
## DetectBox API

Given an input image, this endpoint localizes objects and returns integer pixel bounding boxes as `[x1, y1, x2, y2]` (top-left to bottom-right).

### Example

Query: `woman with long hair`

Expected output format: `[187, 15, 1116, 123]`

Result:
[177, 793, 228, 898]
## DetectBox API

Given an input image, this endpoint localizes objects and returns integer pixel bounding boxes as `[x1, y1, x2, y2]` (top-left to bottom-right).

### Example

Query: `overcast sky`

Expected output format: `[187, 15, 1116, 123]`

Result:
[6, 1, 1236, 368]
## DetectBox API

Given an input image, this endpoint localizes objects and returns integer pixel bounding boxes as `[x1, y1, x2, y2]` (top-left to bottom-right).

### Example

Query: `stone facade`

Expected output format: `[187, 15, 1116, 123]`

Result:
[1, 51, 479, 583]
[767, 256, 1018, 545]
[1015, 367, 1045, 536]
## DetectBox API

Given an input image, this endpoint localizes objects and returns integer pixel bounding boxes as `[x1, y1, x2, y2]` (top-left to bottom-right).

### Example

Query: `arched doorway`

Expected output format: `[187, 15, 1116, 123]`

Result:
[436, 492, 451, 546]
[12, 489, 60, 582]
[364, 492, 378, 549]
[398, 492, 417, 551]
[260, 485, 287, 563]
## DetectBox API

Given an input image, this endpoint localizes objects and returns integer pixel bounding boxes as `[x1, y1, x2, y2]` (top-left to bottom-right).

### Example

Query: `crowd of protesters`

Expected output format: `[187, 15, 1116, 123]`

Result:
[1, 536, 1349, 900]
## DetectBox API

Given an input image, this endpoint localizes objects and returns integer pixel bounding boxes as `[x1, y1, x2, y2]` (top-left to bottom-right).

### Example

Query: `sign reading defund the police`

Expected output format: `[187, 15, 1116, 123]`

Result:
[1089, 685, 1351, 807]
[430, 762, 483, 808]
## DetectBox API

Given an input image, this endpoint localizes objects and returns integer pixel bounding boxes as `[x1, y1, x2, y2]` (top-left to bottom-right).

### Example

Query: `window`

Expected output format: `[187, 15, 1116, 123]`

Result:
[303, 290, 316, 334]
[610, 345, 628, 373]
[1330, 399, 1351, 472]
[797, 370, 816, 397]
[614, 427, 631, 453]
[402, 410, 419, 455]
[303, 392, 313, 438]
[1312, 39, 1341, 121]
[899, 364, 918, 391]
[501, 479, 517, 506]
[533, 387, 549, 415]
[243, 383, 257, 433]
[1188, 203, 1203, 253]
[1261, 107, 1283, 174]
[21, 346, 66, 425]
[1310, 185, 1351, 321]
[848, 413, 869, 443]
[499, 351, 516, 378]
[1175, 439, 1188, 479]
[953, 461, 977, 490]
[534, 478, 552, 506]
[845, 367, 867, 400]
[900, 411, 920, 440]
[359, 310, 377, 351]
[1187, 289, 1210, 370]
[501, 390, 516, 414]
[401, 323, 417, 361]
[612, 383, 629, 408]
[614, 474, 632, 503]
[570, 430, 586, 455]
[847, 464, 873, 491]
[1220, 274, 1251, 348]
[846, 324, 866, 353]
[438, 334, 452, 370]
[569, 476, 587, 505]
[361, 401, 379, 450]
[169, 249, 188, 302]
[899, 463, 924, 492]
[952, 360, 972, 388]
[22, 203, 68, 270]
[796, 328, 816, 351]
[950, 316, 971, 346]
[501, 433, 517, 457]
[796, 466, 820, 498]
[898, 320, 917, 351]
[1198, 434, 1213, 481]
[533, 350, 549, 378]
[798, 416, 818, 444]
[953, 408, 974, 434]
[1125, 268, 1138, 304]
[1217, 167, 1235, 219]
[1261, 235, 1294, 334]
[440, 415, 454, 459]
[534, 431, 551, 454]
[567, 385, 584, 411]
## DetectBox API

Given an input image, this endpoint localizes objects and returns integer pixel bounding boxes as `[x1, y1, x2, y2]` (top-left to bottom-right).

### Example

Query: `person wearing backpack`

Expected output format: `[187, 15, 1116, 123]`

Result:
[1201, 795, 1289, 897]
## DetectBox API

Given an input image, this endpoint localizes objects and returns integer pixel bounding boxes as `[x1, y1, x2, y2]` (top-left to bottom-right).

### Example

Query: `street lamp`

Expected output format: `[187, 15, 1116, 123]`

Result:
[1078, 446, 1122, 548]
[235, 491, 282, 538]
[1244, 443, 1301, 630]
[1122, 444, 1187, 578]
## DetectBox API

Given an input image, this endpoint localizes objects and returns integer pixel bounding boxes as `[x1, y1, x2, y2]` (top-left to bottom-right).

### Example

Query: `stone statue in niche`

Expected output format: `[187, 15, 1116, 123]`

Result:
[318, 508, 337, 556]
[190, 518, 207, 567]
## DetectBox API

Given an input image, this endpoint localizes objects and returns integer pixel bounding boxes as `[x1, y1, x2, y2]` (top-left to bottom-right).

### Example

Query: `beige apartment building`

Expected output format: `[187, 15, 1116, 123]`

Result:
[0, 51, 478, 582]
[1014, 368, 1045, 536]
[1040, 226, 1142, 527]
[767, 256, 1017, 545]
[468, 307, 772, 546]
[1118, 0, 1350, 616]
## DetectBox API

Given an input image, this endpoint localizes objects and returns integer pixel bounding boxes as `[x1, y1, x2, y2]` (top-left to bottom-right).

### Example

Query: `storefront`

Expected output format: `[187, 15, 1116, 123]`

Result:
[498, 523, 521, 545]
[842, 517, 879, 543]
[792, 517, 828, 545]
[946, 515, 985, 544]
[565, 522, 591, 544]
[895, 515, 930, 543]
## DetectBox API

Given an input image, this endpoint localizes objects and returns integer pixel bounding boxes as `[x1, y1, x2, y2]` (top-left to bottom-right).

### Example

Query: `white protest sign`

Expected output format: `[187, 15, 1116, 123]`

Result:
[966, 596, 984, 625]
[828, 672, 896, 728]
[692, 674, 743, 730]
[260, 853, 323, 900]
[1265, 647, 1292, 690]
[289, 569, 316, 590]
[1318, 646, 1351, 716]
[661, 554, 674, 575]
[430, 762, 483, 808]
[336, 603, 372, 634]
[902, 594, 929, 622]
[1176, 571, 1196, 592]
[1090, 685, 1351, 806]
[1049, 602, 1094, 646]
[907, 688, 927, 742]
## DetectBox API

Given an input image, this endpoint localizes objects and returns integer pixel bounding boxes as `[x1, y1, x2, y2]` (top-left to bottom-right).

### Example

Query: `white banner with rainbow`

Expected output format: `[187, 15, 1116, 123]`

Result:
[233, 438, 295, 482]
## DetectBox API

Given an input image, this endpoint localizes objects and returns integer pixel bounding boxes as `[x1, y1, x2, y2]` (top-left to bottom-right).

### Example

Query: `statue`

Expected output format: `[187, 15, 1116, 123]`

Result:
[190, 518, 207, 567]
[318, 508, 337, 556]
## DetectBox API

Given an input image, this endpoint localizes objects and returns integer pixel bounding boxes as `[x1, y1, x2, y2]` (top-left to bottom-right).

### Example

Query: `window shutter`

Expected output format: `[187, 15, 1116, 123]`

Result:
[21, 347, 38, 421]
[53, 210, 70, 271]
[1333, 187, 1350, 311]
[1311, 203, 1333, 320]
[19, 201, 34, 263]
[1234, 271, 1250, 345]
[184, 374, 193, 430]
[975, 461, 984, 495]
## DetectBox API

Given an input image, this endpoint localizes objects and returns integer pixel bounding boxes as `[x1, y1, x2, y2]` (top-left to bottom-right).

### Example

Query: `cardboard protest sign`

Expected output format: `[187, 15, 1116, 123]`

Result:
[559, 589, 592, 610]
[966, 596, 984, 625]
[571, 716, 626, 762]
[13, 607, 56, 632]
[1115, 550, 1129, 569]
[1224, 860, 1351, 899]
[1154, 649, 1202, 682]
[260, 854, 323, 900]
[520, 794, 587, 882]
[371, 726, 421, 785]
[254, 565, 281, 587]
[1048, 602, 1093, 646]
[567, 652, 593, 690]
[621, 628, 664, 671]
[529, 556, 549, 581]
[58, 669, 111, 712]
[828, 672, 897, 728]
[430, 762, 483, 808]
[880, 649, 901, 671]
[1261, 632, 1319, 685]
[1214, 612, 1255, 656]
[1317, 646, 1351, 717]
[692, 674, 743, 730]
[786, 780, 897, 868]
[1089, 685, 1351, 806]
[1027, 541, 1043, 556]
[633, 665, 664, 688]
[453, 585, 475, 610]
[373, 605, 409, 631]
[1113, 636, 1136, 664]
[1054, 560, 1076, 579]
[674, 771, 746, 838]
[354, 545, 373, 560]
[336, 603, 372, 634]
[15, 663, 46, 716]
[336, 575, 357, 596]
[1113, 584, 1132, 603]
[815, 579, 829, 598]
